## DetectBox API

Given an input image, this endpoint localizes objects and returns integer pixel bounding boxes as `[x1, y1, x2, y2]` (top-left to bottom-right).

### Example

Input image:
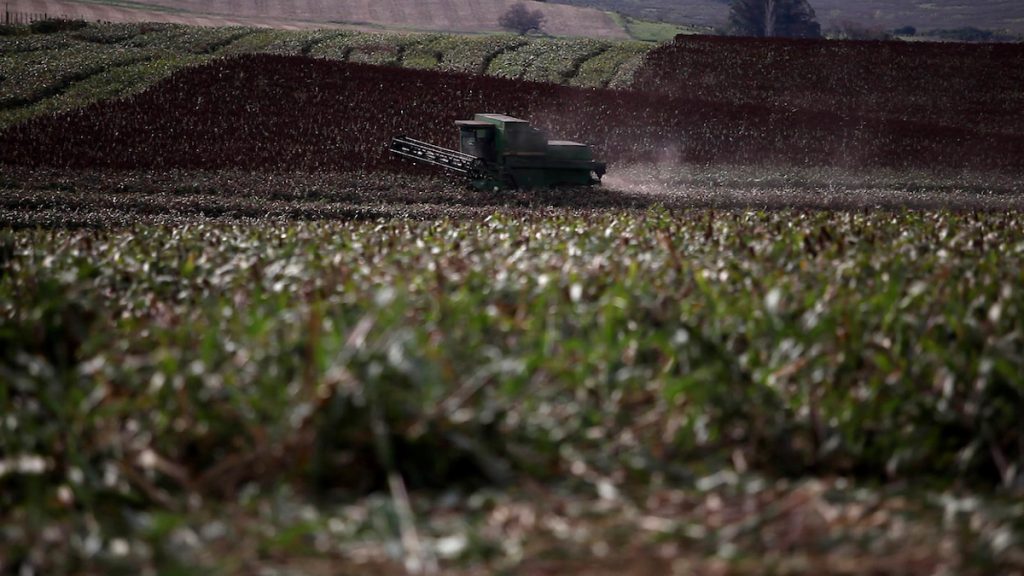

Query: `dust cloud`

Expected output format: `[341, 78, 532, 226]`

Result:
[600, 163, 1024, 211]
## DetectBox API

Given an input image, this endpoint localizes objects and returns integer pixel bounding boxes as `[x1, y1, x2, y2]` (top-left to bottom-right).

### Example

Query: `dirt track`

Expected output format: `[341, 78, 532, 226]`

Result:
[5, 0, 628, 37]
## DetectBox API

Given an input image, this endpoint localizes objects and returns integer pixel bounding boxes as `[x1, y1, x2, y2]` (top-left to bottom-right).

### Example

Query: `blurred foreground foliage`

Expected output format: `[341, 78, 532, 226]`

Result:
[2, 210, 1024, 572]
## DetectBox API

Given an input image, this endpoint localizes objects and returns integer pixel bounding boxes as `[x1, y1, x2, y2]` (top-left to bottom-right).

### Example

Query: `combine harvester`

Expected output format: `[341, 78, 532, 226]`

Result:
[390, 114, 606, 190]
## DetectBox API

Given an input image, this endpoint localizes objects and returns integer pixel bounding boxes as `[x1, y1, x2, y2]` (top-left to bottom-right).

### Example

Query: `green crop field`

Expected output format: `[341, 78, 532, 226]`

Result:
[609, 13, 706, 42]
[2, 166, 1024, 574]
[0, 23, 654, 130]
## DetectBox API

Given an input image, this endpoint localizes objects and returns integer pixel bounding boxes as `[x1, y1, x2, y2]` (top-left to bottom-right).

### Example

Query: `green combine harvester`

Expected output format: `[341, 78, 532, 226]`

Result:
[390, 114, 606, 189]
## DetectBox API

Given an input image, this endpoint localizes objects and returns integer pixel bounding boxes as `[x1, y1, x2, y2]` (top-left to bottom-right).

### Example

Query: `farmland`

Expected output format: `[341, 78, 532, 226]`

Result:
[3, 23, 1024, 576]
[4, 50, 1023, 173]
[0, 24, 652, 129]
[5, 0, 629, 38]
[634, 35, 1024, 136]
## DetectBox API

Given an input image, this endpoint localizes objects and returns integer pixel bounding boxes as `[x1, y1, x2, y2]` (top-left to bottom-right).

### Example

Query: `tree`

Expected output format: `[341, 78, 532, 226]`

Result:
[727, 0, 821, 39]
[499, 3, 545, 35]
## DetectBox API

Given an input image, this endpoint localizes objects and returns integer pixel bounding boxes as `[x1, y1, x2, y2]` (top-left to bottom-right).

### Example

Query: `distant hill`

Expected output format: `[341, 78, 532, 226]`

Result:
[552, 0, 728, 29]
[5, 0, 629, 38]
[548, 0, 1024, 35]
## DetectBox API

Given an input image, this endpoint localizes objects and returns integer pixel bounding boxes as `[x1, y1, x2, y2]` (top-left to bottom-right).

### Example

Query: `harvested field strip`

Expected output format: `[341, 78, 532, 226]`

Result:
[2, 55, 1022, 174]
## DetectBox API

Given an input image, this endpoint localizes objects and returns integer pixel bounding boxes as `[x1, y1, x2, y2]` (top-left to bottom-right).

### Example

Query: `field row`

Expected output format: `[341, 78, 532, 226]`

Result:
[0, 24, 652, 128]
[3, 212, 1023, 572]
[4, 166, 1024, 231]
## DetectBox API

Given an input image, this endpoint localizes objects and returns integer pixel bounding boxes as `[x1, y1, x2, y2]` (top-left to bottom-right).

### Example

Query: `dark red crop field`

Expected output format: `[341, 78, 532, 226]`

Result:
[634, 35, 1024, 136]
[2, 38, 1023, 174]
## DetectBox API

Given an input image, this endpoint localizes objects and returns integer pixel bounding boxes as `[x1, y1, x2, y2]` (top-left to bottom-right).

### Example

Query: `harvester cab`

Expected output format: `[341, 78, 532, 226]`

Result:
[390, 114, 606, 190]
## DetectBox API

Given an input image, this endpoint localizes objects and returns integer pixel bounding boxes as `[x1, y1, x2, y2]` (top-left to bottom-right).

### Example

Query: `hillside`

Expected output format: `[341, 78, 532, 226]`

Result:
[550, 0, 1024, 34]
[5, 0, 629, 38]
[0, 25, 650, 131]
[5, 41, 1024, 174]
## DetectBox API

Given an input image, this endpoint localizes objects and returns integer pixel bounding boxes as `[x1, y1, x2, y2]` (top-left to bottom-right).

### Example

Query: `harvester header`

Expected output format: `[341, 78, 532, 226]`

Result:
[390, 114, 606, 189]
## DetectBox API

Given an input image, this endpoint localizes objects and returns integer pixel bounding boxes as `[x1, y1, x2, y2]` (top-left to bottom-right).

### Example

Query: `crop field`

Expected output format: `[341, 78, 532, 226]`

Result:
[7, 0, 629, 38]
[3, 25, 1024, 576]
[0, 24, 652, 130]
[634, 35, 1024, 136]
[4, 53, 1024, 174]
[4, 196, 1024, 574]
